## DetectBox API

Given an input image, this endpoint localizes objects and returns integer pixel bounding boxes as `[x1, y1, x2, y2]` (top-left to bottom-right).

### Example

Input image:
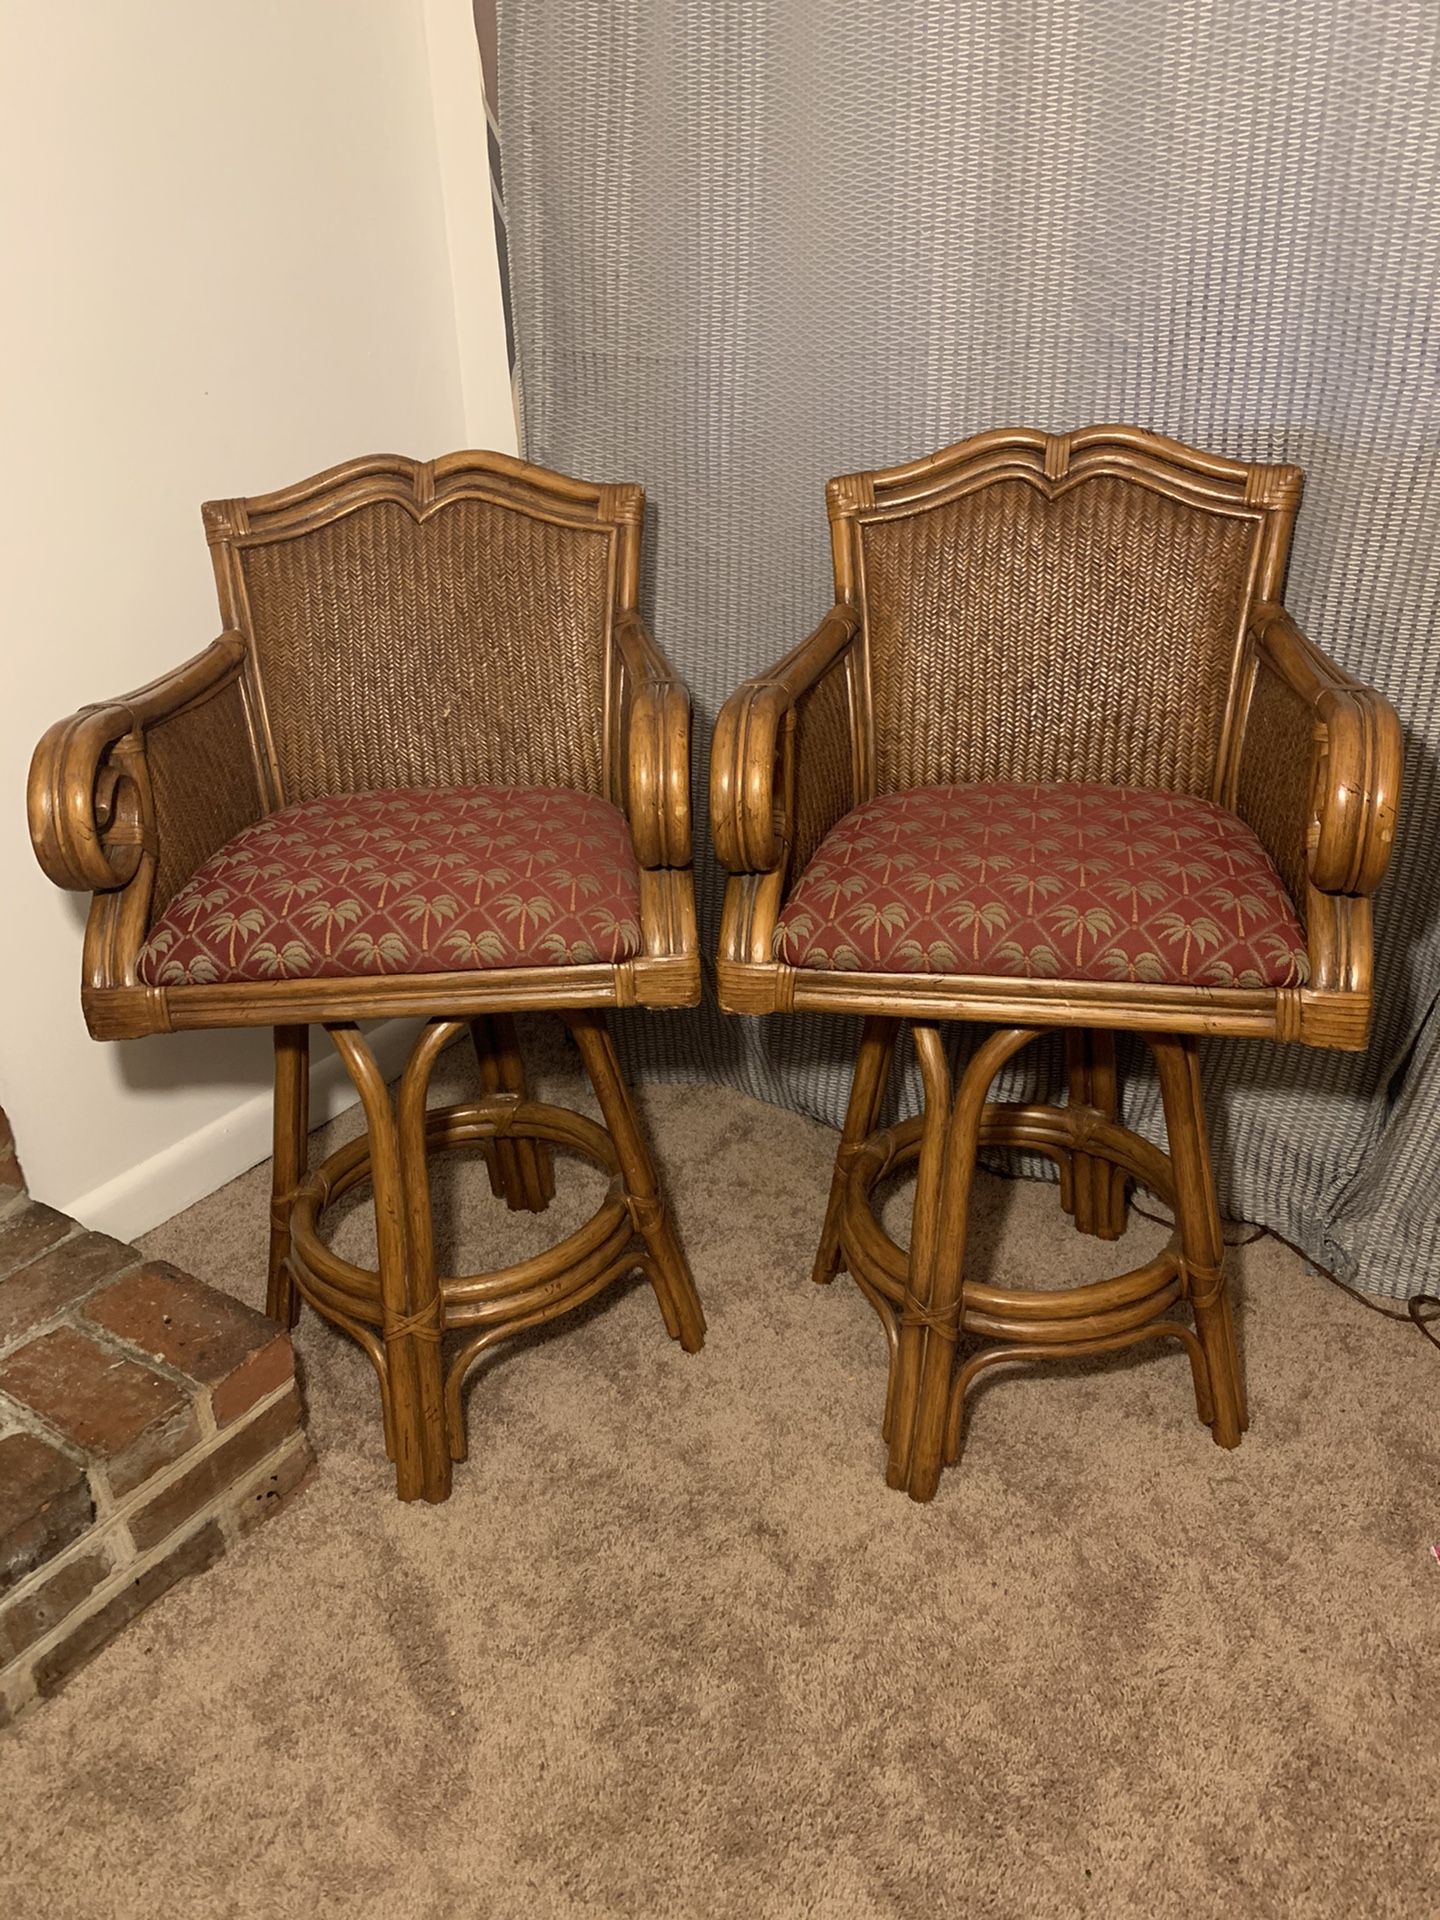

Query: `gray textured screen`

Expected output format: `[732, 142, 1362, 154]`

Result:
[500, 1, 1440, 1298]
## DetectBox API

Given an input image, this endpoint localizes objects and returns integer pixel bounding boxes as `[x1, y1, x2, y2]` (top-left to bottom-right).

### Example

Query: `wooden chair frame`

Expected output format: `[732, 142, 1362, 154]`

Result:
[711, 425, 1403, 1500]
[712, 425, 1400, 1046]
[29, 450, 705, 1503]
[32, 452, 698, 1040]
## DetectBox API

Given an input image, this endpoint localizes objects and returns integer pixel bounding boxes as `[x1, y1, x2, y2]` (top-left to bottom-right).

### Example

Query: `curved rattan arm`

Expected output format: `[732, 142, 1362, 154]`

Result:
[28, 635, 249, 892]
[1245, 604, 1402, 898]
[613, 614, 691, 868]
[711, 604, 861, 874]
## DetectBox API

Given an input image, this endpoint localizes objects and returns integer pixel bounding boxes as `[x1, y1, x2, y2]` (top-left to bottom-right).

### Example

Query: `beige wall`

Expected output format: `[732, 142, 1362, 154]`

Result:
[0, 0, 514, 1235]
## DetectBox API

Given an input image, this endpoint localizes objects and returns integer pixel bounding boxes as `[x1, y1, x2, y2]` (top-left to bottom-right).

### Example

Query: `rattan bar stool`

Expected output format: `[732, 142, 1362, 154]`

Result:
[29, 451, 705, 1503]
[711, 425, 1401, 1501]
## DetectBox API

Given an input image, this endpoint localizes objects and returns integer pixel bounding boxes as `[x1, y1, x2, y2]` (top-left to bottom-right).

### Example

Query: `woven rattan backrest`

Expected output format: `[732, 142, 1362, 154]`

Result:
[830, 427, 1303, 803]
[146, 675, 265, 917]
[204, 453, 640, 809]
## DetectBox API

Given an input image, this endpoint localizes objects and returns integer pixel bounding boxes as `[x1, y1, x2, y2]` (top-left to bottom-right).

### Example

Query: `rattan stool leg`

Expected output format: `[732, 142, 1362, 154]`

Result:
[1149, 1034, 1246, 1448]
[566, 1010, 705, 1354]
[395, 1020, 467, 1476]
[813, 1016, 899, 1286]
[884, 1025, 950, 1493]
[329, 1023, 451, 1502]
[470, 1014, 555, 1213]
[1062, 1030, 1128, 1240]
[266, 1025, 309, 1327]
[900, 1027, 1040, 1503]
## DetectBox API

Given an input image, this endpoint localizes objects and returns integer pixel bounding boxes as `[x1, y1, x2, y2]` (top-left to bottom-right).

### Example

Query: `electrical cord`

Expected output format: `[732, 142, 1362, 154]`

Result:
[1129, 1196, 1440, 1355]
[1315, 1275, 1440, 1353]
[975, 1159, 1438, 1355]
[1128, 1195, 1266, 1246]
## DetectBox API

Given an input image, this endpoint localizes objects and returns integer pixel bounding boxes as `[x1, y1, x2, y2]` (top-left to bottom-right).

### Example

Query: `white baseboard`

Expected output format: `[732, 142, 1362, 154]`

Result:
[64, 1020, 423, 1243]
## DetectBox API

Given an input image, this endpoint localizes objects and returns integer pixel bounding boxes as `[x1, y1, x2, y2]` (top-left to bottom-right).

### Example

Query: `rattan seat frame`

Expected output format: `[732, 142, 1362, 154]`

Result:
[29, 451, 706, 1503]
[710, 424, 1402, 1501]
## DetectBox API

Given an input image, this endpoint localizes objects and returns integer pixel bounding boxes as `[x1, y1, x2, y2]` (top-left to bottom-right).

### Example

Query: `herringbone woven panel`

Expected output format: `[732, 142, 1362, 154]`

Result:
[145, 678, 264, 921]
[500, 0, 1440, 1298]
[240, 498, 612, 804]
[861, 477, 1255, 797]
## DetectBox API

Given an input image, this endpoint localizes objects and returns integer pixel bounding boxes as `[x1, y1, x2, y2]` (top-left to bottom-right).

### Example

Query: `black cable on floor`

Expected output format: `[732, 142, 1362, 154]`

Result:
[1315, 1273, 1440, 1354]
[979, 1163, 1437, 1355]
[1130, 1195, 1440, 1357]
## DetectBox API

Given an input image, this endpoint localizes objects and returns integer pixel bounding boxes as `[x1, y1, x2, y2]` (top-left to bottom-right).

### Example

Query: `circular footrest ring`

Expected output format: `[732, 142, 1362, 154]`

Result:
[288, 1098, 635, 1338]
[839, 1101, 1188, 1347]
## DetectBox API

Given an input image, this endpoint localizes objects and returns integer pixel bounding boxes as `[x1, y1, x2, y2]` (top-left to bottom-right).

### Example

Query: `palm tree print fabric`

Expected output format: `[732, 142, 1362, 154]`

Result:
[776, 784, 1308, 987]
[138, 787, 643, 984]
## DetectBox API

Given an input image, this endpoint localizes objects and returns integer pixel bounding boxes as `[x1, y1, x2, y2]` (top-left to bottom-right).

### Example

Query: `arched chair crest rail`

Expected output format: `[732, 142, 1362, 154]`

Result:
[29, 450, 705, 1503]
[710, 424, 1402, 1501]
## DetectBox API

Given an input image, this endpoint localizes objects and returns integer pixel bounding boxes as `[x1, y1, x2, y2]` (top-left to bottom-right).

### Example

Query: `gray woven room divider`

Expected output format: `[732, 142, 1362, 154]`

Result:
[499, 2, 1440, 1299]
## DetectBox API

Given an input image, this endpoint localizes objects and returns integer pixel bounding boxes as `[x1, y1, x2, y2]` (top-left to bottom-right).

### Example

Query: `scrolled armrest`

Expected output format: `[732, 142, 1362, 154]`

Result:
[28, 634, 250, 893]
[1243, 604, 1402, 898]
[614, 613, 691, 868]
[711, 604, 861, 874]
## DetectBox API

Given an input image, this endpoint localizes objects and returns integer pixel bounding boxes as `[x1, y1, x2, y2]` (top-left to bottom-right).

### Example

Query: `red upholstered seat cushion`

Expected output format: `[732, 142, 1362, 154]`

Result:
[138, 787, 643, 985]
[775, 783, 1309, 988]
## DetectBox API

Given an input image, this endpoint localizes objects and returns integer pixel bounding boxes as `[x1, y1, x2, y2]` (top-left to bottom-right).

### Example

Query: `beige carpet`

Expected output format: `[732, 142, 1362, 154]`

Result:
[2, 1023, 1436, 1919]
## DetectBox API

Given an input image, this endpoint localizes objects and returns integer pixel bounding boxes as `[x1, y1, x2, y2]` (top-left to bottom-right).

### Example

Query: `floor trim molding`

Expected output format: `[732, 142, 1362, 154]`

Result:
[63, 1020, 422, 1242]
